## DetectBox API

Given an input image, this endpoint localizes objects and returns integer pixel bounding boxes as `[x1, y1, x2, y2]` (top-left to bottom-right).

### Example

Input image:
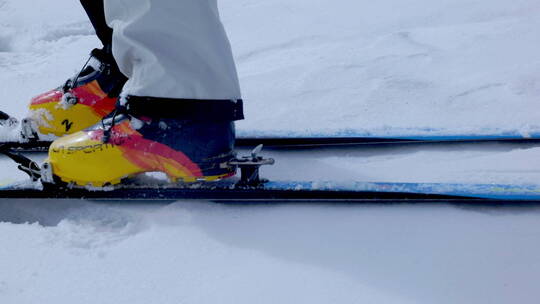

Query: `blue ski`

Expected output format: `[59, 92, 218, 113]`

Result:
[0, 180, 538, 202]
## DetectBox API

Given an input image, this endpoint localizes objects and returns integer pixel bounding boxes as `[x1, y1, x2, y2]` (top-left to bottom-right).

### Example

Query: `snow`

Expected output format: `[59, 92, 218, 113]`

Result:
[1, 0, 540, 303]
[2, 201, 540, 304]
[226, 0, 540, 136]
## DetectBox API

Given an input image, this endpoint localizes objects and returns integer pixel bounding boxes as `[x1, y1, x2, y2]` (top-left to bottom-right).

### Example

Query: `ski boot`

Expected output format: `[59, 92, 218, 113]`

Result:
[41, 97, 244, 187]
[22, 48, 127, 141]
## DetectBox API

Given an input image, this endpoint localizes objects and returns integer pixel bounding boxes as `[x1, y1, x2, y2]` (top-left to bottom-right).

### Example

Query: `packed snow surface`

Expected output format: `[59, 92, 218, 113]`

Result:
[1, 0, 540, 303]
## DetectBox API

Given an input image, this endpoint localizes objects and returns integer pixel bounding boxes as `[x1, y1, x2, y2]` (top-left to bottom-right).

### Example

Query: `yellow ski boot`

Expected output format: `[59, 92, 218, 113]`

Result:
[22, 48, 127, 141]
[42, 97, 244, 187]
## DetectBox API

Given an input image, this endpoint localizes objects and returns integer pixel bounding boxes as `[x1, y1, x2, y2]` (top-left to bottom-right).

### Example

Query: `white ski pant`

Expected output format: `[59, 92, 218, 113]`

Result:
[103, 0, 241, 100]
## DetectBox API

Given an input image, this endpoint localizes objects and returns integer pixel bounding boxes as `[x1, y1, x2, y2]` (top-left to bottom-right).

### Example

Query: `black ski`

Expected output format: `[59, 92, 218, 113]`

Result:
[0, 185, 510, 202]
[237, 136, 540, 148]
[3, 108, 540, 150]
[1, 136, 540, 152]
[1, 144, 540, 203]
[2, 110, 540, 150]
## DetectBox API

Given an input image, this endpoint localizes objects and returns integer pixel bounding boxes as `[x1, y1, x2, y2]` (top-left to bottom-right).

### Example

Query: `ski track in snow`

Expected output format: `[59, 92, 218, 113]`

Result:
[1, 0, 540, 303]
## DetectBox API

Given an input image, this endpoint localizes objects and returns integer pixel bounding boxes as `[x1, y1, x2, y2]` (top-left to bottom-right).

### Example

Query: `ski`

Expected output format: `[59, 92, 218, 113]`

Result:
[0, 144, 539, 203]
[236, 135, 540, 148]
[1, 136, 540, 152]
[2, 110, 540, 150]
[0, 179, 539, 203]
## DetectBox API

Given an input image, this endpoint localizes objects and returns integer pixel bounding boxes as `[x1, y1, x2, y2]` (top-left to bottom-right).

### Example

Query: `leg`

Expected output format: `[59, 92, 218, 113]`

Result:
[80, 0, 113, 51]
[46, 0, 245, 186]
[104, 0, 241, 99]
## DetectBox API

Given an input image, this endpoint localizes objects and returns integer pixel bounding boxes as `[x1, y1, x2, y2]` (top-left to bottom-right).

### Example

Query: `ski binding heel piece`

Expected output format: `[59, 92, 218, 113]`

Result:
[228, 144, 275, 187]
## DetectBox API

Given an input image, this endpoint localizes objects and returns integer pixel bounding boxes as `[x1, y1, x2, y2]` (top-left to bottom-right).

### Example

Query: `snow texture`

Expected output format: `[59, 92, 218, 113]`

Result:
[226, 0, 540, 136]
[1, 0, 540, 303]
